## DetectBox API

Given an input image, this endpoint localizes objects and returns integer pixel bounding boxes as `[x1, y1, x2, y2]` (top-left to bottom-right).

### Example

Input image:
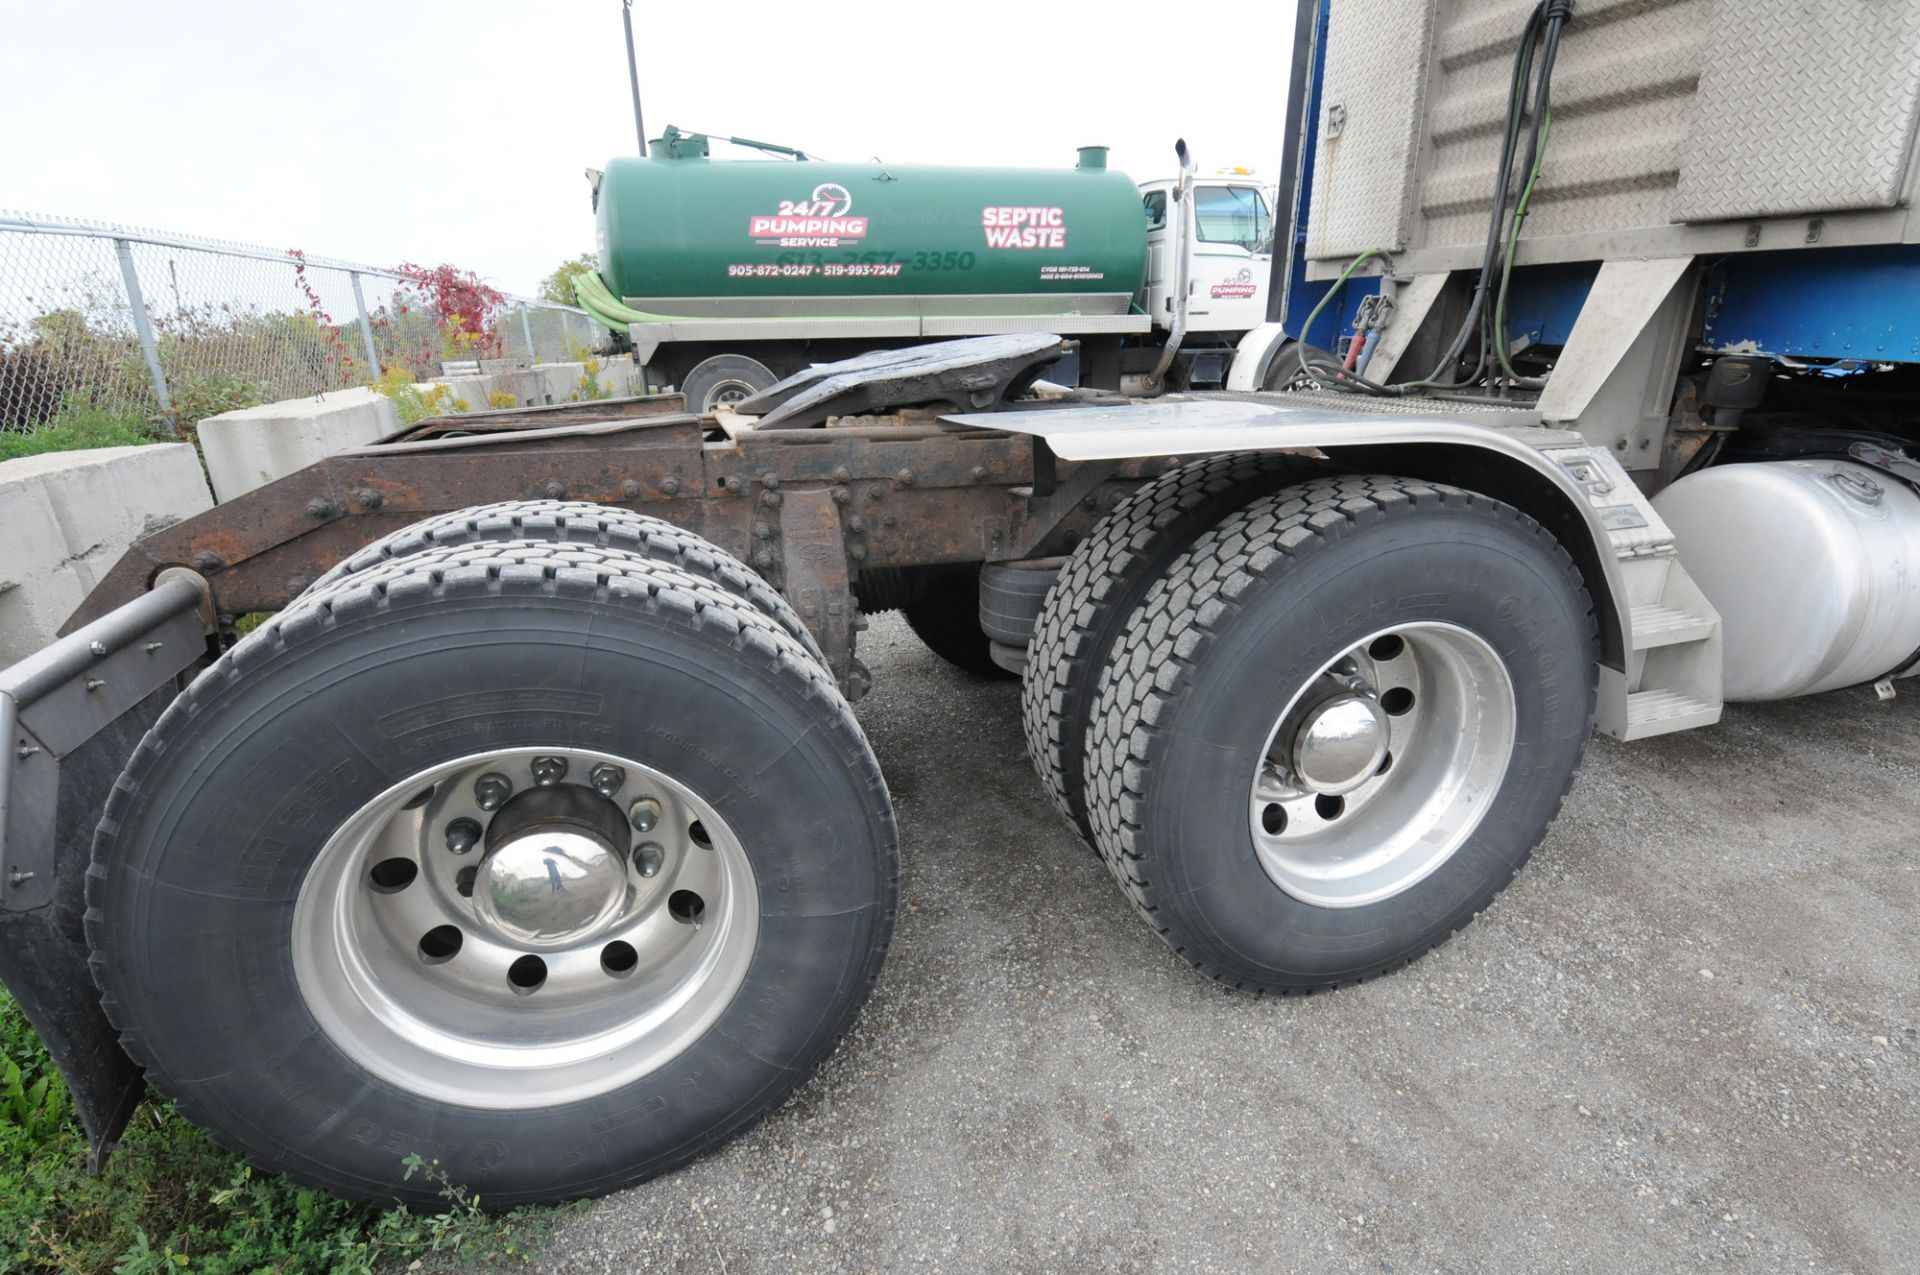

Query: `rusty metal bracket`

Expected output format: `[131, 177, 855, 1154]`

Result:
[776, 488, 857, 693]
[2, 574, 210, 910]
[1000, 452, 1123, 561]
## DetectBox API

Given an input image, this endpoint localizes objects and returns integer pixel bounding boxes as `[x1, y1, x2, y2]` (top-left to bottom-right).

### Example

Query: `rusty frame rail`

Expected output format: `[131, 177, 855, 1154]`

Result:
[66, 398, 1164, 682]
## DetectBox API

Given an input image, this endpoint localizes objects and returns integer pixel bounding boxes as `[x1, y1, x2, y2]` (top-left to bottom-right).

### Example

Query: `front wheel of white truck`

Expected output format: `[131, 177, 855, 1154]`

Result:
[1084, 475, 1597, 993]
[85, 541, 898, 1205]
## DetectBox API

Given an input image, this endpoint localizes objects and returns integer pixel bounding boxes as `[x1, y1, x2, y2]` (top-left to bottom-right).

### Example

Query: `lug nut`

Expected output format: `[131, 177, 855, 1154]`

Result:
[474, 773, 513, 811]
[634, 842, 666, 878]
[444, 818, 482, 855]
[530, 755, 568, 787]
[628, 796, 662, 832]
[589, 763, 626, 798]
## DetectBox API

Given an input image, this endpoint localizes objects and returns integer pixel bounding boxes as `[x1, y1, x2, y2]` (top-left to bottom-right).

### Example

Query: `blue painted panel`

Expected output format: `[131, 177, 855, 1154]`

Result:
[1284, 260, 1592, 361]
[1703, 244, 1920, 364]
[1287, 251, 1379, 351]
[1499, 263, 1594, 349]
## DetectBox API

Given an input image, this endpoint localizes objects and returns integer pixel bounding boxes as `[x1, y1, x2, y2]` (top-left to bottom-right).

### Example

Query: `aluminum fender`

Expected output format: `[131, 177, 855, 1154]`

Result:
[1224, 323, 1292, 392]
[949, 396, 1629, 676]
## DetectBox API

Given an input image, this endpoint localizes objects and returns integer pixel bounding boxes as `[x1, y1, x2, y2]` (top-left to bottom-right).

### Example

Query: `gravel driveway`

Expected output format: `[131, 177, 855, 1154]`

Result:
[544, 612, 1918, 1275]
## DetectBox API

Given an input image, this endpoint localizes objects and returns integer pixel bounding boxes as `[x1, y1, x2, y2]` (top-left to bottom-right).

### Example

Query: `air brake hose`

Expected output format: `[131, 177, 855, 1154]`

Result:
[1423, 0, 1545, 385]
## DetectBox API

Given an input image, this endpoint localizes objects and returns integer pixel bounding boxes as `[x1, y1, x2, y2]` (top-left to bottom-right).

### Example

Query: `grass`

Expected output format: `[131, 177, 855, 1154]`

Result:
[0, 408, 165, 462]
[0, 991, 564, 1273]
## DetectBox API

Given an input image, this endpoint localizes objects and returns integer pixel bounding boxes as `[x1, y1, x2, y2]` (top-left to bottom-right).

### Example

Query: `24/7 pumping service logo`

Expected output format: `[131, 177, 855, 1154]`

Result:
[750, 183, 867, 247]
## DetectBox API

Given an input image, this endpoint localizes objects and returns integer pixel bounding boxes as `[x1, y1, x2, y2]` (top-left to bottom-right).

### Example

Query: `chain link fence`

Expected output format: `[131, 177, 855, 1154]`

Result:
[0, 212, 605, 437]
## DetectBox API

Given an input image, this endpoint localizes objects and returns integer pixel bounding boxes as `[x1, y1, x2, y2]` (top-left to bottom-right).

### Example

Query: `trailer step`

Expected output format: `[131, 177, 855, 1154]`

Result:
[1629, 602, 1717, 650]
[1622, 688, 1722, 739]
[1548, 445, 1724, 741]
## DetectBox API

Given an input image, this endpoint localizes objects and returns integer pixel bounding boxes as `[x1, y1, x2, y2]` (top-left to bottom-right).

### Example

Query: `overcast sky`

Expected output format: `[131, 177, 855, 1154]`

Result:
[1, 0, 1297, 297]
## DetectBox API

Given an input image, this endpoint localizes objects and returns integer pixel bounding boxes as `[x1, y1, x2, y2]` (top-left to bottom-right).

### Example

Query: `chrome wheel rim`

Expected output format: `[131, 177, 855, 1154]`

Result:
[704, 379, 758, 411]
[293, 746, 758, 1107]
[1248, 623, 1517, 908]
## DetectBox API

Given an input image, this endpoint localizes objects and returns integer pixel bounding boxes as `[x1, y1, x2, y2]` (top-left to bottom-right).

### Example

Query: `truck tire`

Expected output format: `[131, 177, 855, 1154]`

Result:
[1261, 340, 1340, 390]
[1021, 453, 1328, 845]
[901, 565, 1014, 678]
[681, 353, 777, 414]
[87, 541, 897, 1205]
[1083, 476, 1596, 993]
[303, 498, 827, 668]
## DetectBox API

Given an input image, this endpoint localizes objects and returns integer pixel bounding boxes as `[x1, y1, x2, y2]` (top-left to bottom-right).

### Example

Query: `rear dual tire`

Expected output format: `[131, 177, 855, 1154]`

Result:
[1022, 452, 1332, 845]
[901, 565, 1015, 678]
[1070, 474, 1596, 993]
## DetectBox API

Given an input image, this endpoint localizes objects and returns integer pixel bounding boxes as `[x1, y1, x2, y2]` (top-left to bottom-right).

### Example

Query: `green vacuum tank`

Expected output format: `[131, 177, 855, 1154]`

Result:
[593, 140, 1148, 320]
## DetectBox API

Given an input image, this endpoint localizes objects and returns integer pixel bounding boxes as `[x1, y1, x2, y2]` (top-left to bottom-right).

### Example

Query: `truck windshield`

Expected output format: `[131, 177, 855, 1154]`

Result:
[1194, 186, 1271, 253]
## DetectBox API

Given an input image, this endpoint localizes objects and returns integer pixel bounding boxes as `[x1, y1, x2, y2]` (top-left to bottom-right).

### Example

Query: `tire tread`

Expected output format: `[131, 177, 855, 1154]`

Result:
[1082, 474, 1598, 995]
[1020, 453, 1330, 842]
[86, 538, 896, 1204]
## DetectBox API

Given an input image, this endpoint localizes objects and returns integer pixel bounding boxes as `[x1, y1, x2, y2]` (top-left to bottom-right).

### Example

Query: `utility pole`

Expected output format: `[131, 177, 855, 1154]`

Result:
[622, 0, 647, 157]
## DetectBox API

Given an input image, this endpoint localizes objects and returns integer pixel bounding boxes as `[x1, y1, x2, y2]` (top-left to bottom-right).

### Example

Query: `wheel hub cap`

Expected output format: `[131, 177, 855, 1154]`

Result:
[1290, 693, 1390, 795]
[1247, 623, 1518, 909]
[291, 745, 759, 1108]
[474, 830, 627, 947]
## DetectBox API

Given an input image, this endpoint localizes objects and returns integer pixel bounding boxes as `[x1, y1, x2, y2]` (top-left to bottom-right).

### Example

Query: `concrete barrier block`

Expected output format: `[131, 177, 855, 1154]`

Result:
[600, 358, 642, 396]
[430, 376, 492, 413]
[199, 387, 399, 502]
[535, 365, 586, 403]
[525, 360, 639, 403]
[472, 370, 541, 410]
[0, 443, 213, 666]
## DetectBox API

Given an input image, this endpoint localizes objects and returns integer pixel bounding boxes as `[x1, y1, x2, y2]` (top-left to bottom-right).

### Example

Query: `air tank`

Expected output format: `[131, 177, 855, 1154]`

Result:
[594, 144, 1148, 318]
[1653, 459, 1920, 700]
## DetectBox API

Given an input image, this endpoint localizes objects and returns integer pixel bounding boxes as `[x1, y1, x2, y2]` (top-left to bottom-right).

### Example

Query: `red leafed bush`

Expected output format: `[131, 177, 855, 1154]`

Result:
[390, 262, 506, 360]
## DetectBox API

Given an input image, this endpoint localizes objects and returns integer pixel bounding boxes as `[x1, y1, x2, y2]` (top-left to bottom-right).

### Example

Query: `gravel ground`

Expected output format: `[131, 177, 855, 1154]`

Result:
[545, 612, 1918, 1275]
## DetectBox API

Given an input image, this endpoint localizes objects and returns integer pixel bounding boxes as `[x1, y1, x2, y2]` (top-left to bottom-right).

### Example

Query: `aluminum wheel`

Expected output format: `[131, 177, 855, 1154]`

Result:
[1248, 622, 1517, 908]
[705, 379, 758, 409]
[293, 745, 758, 1107]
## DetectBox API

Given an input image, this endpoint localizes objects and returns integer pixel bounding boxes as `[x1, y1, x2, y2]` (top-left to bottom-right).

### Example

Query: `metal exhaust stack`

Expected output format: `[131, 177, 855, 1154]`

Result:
[1147, 138, 1198, 394]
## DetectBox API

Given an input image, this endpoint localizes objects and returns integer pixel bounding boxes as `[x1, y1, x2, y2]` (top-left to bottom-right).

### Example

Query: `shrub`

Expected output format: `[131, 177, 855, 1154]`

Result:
[0, 344, 64, 430]
[370, 366, 469, 426]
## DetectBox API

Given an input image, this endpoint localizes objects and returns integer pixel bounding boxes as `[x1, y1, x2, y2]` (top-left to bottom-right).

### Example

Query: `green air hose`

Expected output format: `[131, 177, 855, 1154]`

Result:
[573, 268, 981, 333]
[572, 270, 678, 330]
[1492, 108, 1551, 386]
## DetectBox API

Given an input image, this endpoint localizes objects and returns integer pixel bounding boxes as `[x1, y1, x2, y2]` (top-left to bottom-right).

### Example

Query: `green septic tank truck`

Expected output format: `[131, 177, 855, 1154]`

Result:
[573, 126, 1279, 409]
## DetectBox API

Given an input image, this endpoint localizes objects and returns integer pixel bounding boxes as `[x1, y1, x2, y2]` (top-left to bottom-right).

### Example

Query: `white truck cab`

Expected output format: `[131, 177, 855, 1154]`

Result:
[1139, 175, 1275, 334]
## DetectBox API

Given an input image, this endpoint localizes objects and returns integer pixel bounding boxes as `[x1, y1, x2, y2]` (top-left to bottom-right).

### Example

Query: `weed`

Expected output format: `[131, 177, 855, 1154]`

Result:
[568, 341, 609, 402]
[0, 991, 558, 1273]
[0, 404, 161, 461]
[370, 366, 469, 426]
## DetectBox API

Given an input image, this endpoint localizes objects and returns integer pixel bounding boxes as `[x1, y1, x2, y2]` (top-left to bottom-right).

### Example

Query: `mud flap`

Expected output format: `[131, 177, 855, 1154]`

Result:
[0, 693, 166, 1168]
[1, 573, 211, 1169]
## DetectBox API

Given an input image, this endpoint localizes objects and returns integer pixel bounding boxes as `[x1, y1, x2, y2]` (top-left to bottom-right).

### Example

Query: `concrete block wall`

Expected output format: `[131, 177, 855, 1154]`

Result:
[0, 443, 213, 665]
[198, 359, 643, 501]
[199, 386, 400, 504]
[1, 358, 646, 667]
